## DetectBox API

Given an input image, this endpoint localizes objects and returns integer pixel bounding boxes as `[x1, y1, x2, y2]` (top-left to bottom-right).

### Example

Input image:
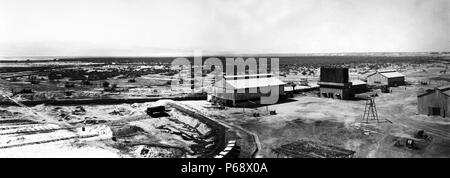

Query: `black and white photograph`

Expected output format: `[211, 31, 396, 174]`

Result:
[0, 0, 448, 165]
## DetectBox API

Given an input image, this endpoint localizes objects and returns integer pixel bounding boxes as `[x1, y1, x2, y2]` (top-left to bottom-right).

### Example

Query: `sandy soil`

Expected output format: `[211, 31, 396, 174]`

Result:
[0, 61, 448, 158]
[0, 100, 216, 157]
[0, 140, 122, 158]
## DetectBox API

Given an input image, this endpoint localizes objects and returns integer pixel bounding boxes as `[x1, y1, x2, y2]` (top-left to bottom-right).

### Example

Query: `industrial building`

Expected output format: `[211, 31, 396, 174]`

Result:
[209, 73, 285, 106]
[366, 70, 405, 87]
[318, 67, 353, 100]
[417, 85, 450, 118]
[318, 67, 368, 100]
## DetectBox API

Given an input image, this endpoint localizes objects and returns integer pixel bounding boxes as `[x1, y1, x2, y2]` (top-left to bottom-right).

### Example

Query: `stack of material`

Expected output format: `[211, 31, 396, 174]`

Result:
[272, 139, 355, 158]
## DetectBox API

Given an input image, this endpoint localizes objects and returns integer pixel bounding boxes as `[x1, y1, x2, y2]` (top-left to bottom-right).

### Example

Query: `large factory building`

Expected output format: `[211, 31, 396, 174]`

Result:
[209, 73, 285, 106]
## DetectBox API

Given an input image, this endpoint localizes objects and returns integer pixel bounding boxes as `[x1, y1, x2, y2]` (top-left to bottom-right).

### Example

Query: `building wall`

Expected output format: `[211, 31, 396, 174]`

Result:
[319, 87, 351, 100]
[351, 84, 368, 94]
[211, 86, 235, 102]
[387, 77, 405, 87]
[211, 85, 285, 105]
[367, 73, 388, 86]
[235, 85, 285, 101]
[234, 89, 261, 101]
[418, 91, 450, 117]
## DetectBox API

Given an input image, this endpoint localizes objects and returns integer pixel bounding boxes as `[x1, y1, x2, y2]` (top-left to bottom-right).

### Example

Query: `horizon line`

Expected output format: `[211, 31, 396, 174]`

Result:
[1, 51, 449, 59]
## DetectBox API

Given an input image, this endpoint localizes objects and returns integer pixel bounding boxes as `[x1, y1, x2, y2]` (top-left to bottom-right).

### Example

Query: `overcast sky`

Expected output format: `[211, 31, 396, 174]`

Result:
[0, 0, 448, 56]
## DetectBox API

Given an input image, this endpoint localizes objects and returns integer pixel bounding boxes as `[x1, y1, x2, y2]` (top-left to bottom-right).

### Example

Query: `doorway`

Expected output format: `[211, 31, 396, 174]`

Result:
[429, 107, 441, 116]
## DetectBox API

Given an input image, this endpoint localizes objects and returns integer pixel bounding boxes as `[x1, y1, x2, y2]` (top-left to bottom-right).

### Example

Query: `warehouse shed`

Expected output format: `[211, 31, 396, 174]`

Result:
[209, 73, 285, 106]
[417, 85, 450, 118]
[366, 70, 405, 87]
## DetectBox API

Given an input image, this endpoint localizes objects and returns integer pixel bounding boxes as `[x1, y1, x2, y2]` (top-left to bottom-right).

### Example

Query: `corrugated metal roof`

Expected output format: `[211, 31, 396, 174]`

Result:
[437, 85, 450, 96]
[442, 90, 450, 96]
[224, 77, 285, 89]
[350, 79, 366, 86]
[417, 85, 450, 97]
[223, 73, 273, 79]
[437, 85, 450, 91]
[378, 70, 397, 73]
[379, 71, 405, 78]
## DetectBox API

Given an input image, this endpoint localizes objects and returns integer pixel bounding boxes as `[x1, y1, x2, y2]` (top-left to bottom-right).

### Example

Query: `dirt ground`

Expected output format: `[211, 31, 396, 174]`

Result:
[0, 100, 218, 158]
[181, 65, 450, 158]
[1, 61, 449, 158]
[0, 139, 123, 158]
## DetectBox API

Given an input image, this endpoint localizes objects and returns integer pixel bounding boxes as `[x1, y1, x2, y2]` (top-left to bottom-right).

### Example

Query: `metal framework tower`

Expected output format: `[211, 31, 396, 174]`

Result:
[362, 97, 379, 123]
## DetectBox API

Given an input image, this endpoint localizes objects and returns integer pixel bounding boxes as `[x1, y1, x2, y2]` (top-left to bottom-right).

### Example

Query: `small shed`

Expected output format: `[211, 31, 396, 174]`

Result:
[417, 85, 450, 117]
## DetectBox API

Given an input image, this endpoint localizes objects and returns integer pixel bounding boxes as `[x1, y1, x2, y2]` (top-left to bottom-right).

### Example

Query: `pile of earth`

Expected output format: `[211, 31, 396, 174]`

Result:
[0, 109, 14, 118]
[113, 125, 147, 138]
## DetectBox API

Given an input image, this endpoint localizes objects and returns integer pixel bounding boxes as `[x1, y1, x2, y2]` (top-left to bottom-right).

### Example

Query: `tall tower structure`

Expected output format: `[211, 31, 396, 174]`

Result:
[362, 97, 379, 123]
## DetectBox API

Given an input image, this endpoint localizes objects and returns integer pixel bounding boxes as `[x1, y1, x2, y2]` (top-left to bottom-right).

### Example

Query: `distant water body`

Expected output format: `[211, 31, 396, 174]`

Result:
[0, 54, 445, 65]
[0, 56, 60, 62]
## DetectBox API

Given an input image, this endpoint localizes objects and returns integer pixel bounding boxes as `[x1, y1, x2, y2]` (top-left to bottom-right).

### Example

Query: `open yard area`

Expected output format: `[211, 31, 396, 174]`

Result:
[180, 66, 450, 158]
[0, 55, 448, 158]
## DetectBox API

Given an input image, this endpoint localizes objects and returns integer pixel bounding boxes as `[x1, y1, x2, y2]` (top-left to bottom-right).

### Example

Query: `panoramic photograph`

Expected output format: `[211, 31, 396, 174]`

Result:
[0, 0, 448, 161]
